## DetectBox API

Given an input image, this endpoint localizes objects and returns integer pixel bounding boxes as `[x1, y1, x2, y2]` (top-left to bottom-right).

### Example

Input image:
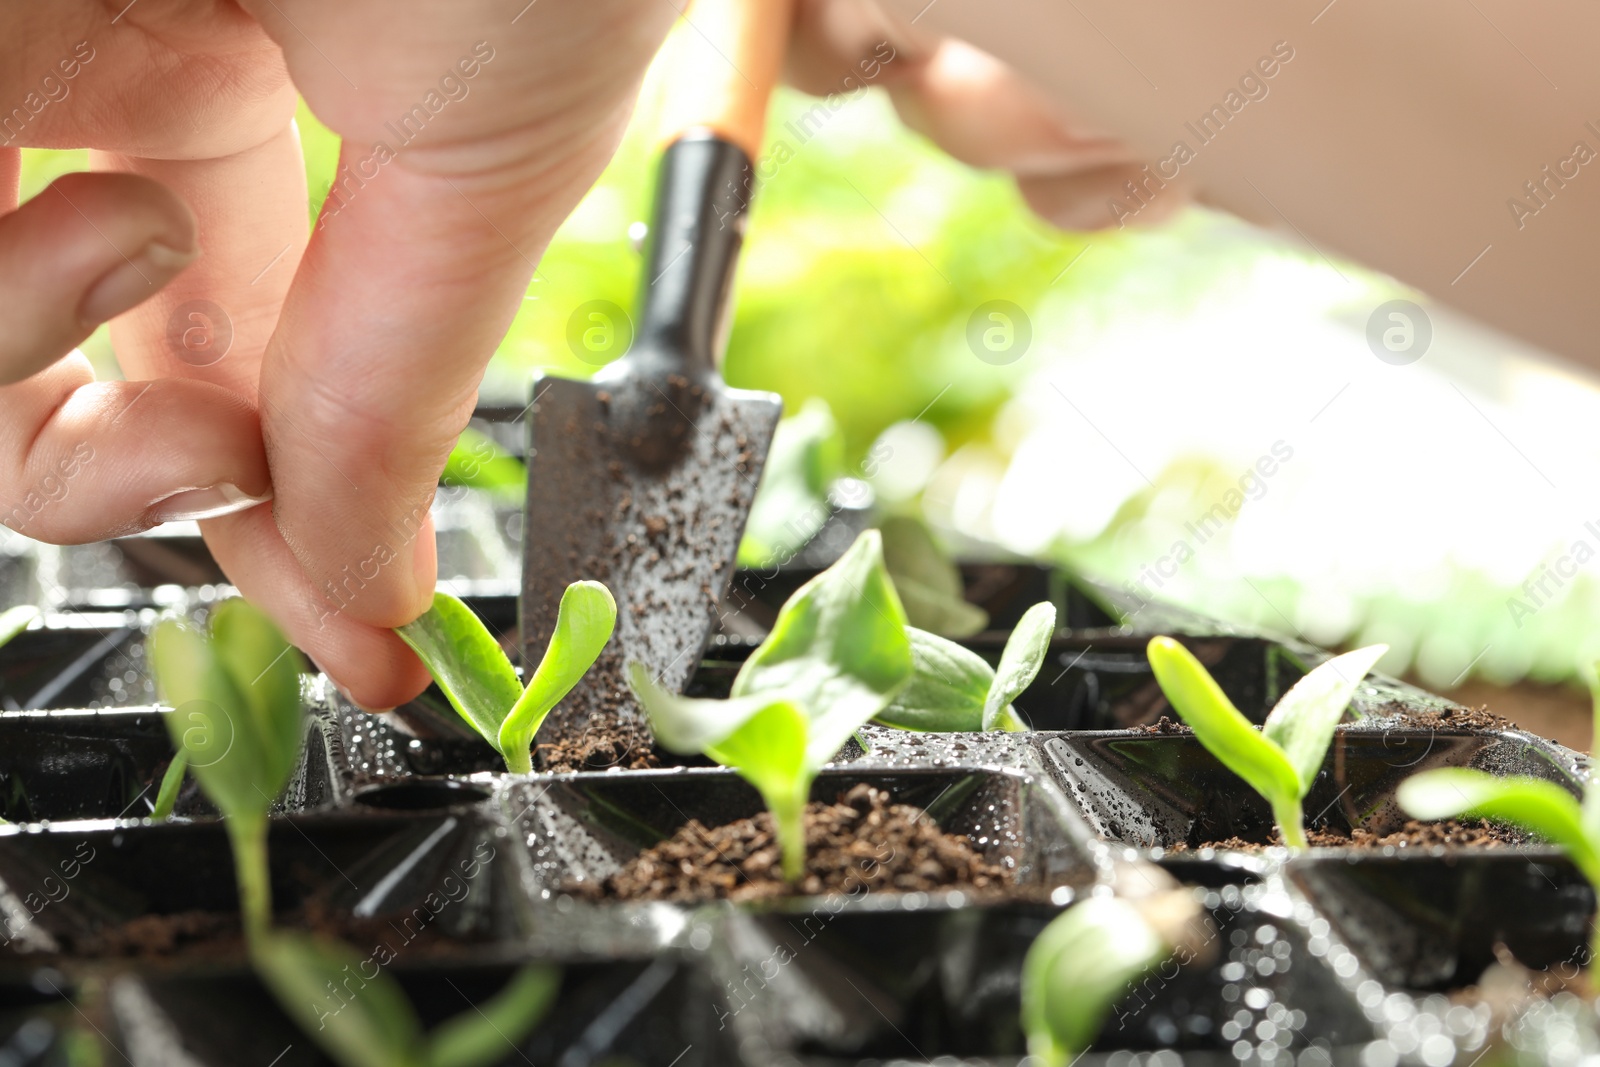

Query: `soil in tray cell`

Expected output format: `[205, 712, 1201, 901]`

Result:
[0, 810, 521, 960]
[578, 784, 1009, 903]
[513, 767, 1093, 904]
[1043, 728, 1580, 851]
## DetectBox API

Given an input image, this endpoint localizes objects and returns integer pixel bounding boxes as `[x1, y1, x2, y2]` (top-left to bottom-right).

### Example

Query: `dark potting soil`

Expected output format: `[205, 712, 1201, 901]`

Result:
[1375, 701, 1516, 732]
[1174, 818, 1527, 854]
[28, 897, 477, 960]
[535, 718, 662, 772]
[1131, 715, 1189, 735]
[575, 784, 1010, 904]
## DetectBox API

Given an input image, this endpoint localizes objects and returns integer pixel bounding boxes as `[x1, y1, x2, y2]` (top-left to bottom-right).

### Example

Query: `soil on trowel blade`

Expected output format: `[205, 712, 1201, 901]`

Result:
[1376, 701, 1516, 732]
[1131, 716, 1189, 735]
[576, 784, 1010, 904]
[1176, 818, 1527, 854]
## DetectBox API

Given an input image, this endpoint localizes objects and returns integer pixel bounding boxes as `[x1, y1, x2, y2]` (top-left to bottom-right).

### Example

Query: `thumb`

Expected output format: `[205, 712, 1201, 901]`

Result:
[0, 169, 199, 385]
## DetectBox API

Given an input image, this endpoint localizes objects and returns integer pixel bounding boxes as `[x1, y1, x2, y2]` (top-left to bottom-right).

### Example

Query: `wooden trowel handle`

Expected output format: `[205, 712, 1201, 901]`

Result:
[661, 0, 794, 157]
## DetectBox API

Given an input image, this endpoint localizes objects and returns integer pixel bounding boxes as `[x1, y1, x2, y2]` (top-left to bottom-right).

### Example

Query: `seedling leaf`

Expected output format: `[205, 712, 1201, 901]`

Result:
[423, 964, 560, 1067]
[1022, 897, 1168, 1063]
[982, 602, 1056, 731]
[1585, 662, 1600, 839]
[738, 398, 845, 567]
[874, 628, 992, 732]
[152, 752, 187, 820]
[498, 581, 616, 766]
[1398, 769, 1600, 885]
[0, 605, 38, 650]
[397, 593, 522, 744]
[399, 586, 614, 773]
[210, 598, 306, 799]
[150, 600, 307, 937]
[628, 663, 780, 752]
[151, 603, 306, 824]
[629, 530, 912, 880]
[732, 529, 912, 769]
[1261, 644, 1387, 793]
[880, 514, 988, 638]
[1146, 637, 1299, 808]
[630, 664, 814, 880]
[254, 932, 425, 1067]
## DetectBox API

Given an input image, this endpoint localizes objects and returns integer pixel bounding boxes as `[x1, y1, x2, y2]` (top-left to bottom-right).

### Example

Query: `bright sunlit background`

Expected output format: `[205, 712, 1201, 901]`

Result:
[19, 29, 1600, 722]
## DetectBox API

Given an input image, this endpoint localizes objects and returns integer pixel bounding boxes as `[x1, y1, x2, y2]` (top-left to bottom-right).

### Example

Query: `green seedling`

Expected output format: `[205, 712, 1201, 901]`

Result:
[0, 605, 39, 650]
[629, 529, 913, 881]
[441, 426, 527, 506]
[149, 599, 307, 939]
[256, 932, 559, 1067]
[879, 514, 989, 638]
[397, 583, 616, 774]
[1147, 636, 1389, 849]
[147, 600, 558, 1067]
[875, 601, 1056, 732]
[1022, 867, 1205, 1064]
[150, 752, 188, 820]
[1398, 664, 1600, 960]
[1023, 898, 1168, 1064]
[738, 397, 846, 568]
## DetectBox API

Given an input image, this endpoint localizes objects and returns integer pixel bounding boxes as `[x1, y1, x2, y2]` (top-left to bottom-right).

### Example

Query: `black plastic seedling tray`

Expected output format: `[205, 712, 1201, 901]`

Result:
[0, 543, 1593, 1066]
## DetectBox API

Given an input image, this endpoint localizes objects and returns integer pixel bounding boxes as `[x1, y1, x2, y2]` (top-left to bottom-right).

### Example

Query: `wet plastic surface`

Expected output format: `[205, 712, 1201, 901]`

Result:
[0, 557, 1592, 1065]
[1040, 728, 1582, 850]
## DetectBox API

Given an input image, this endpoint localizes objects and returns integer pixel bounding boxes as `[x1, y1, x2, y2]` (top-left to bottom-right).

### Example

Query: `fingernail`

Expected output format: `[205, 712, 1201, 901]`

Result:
[337, 684, 394, 716]
[308, 656, 395, 715]
[149, 483, 272, 524]
[79, 241, 200, 327]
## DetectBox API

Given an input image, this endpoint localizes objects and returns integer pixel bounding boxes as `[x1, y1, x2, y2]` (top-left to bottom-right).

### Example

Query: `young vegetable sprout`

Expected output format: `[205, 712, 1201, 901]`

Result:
[738, 397, 846, 569]
[1146, 636, 1389, 849]
[397, 583, 616, 774]
[628, 529, 913, 881]
[874, 601, 1056, 732]
[1022, 866, 1206, 1064]
[1398, 665, 1600, 959]
[879, 514, 989, 638]
[0, 605, 38, 650]
[149, 599, 307, 940]
[255, 932, 558, 1067]
[150, 751, 188, 820]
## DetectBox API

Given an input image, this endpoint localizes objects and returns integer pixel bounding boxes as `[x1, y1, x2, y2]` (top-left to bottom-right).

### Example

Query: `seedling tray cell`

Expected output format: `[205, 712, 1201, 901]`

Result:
[706, 887, 1371, 1062]
[505, 766, 1094, 904]
[3, 552, 1599, 1065]
[109, 955, 733, 1067]
[0, 707, 176, 824]
[1289, 850, 1593, 991]
[0, 808, 524, 960]
[0, 621, 148, 711]
[1038, 728, 1582, 851]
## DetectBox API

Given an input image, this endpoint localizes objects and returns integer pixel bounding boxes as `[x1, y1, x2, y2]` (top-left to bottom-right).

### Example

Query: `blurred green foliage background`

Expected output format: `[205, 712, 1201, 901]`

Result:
[20, 45, 1600, 703]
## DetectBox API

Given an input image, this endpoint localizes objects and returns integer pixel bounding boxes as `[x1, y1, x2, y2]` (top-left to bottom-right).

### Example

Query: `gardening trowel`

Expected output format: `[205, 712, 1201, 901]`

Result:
[521, 0, 791, 766]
